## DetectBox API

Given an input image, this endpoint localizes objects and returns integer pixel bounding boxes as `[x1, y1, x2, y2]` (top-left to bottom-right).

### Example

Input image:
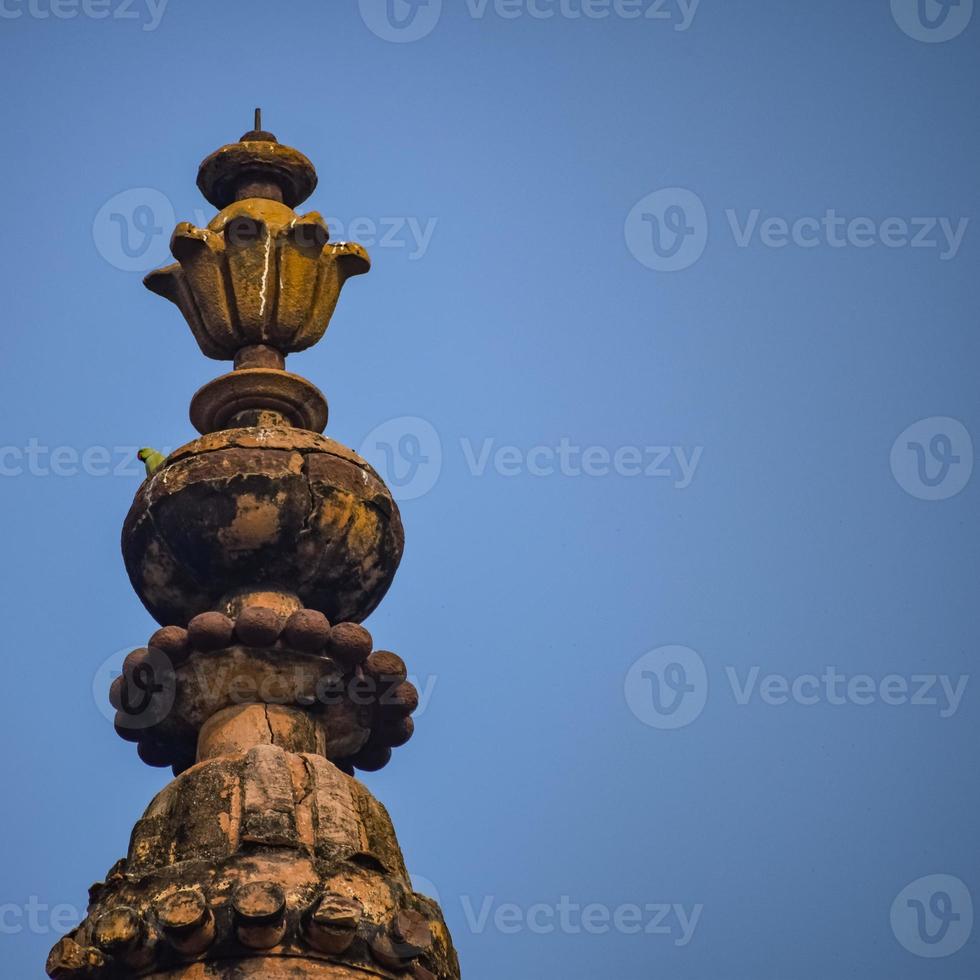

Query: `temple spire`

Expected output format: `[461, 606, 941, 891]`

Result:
[47, 124, 460, 980]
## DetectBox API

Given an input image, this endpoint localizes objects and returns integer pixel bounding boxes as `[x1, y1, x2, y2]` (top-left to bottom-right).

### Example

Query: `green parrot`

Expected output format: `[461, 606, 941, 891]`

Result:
[137, 448, 167, 477]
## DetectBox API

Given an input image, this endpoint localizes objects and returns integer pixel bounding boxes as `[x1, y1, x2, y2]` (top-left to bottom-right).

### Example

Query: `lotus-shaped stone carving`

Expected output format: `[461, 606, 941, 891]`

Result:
[144, 198, 370, 359]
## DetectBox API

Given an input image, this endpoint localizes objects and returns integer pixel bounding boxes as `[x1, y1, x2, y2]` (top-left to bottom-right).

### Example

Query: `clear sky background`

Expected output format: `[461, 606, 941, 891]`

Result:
[1, 1, 978, 977]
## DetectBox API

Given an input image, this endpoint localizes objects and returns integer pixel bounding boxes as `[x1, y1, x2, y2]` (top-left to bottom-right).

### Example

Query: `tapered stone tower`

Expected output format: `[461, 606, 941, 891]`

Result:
[47, 116, 460, 980]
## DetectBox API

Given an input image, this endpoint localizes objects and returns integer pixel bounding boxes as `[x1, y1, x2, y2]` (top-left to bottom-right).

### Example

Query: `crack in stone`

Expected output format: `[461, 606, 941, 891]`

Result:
[263, 704, 276, 746]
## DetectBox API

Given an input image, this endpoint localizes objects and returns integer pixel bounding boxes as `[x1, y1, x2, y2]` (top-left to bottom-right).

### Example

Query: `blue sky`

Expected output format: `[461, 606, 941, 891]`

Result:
[1, 1, 978, 977]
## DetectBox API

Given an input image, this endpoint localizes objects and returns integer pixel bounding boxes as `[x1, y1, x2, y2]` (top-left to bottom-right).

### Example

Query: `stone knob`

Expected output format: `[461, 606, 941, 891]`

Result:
[155, 887, 215, 956]
[232, 881, 287, 950]
[305, 894, 362, 955]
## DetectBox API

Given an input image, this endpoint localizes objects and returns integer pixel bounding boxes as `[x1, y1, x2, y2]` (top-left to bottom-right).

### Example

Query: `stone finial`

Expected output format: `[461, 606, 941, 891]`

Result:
[142, 119, 370, 440]
[145, 118, 369, 368]
[50, 121, 461, 979]
[197, 109, 318, 209]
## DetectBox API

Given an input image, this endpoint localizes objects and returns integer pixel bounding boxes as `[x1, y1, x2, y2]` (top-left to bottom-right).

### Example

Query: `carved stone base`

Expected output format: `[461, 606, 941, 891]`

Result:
[48, 746, 458, 979]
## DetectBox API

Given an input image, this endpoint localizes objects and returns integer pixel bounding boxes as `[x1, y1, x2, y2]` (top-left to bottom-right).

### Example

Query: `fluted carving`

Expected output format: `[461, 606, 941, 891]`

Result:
[145, 201, 369, 360]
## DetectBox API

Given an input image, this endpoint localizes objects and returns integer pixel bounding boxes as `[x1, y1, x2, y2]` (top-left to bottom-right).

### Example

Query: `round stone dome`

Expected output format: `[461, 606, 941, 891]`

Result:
[122, 428, 404, 627]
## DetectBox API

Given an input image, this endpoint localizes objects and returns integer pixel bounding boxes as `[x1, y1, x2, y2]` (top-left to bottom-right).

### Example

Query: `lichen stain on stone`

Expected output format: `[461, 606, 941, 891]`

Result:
[317, 493, 376, 550]
[218, 492, 284, 551]
[344, 506, 379, 558]
[141, 538, 194, 608]
[218, 778, 237, 840]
